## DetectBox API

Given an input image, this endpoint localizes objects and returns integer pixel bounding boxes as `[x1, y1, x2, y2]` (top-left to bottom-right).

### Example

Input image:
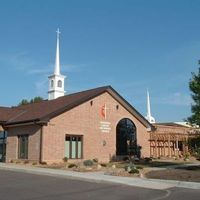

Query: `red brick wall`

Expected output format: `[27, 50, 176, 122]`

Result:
[42, 92, 150, 163]
[6, 125, 41, 162]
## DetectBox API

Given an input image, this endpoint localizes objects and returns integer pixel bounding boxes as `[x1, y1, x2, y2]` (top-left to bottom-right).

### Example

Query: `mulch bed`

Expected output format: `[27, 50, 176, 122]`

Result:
[146, 168, 200, 182]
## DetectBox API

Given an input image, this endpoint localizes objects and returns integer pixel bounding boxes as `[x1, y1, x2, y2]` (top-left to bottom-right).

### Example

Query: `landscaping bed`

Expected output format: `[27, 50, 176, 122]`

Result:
[146, 167, 200, 182]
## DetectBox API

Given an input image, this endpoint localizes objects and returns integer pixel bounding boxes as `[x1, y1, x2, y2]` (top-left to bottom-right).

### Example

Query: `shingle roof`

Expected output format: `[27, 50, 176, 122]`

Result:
[154, 122, 188, 128]
[0, 86, 152, 128]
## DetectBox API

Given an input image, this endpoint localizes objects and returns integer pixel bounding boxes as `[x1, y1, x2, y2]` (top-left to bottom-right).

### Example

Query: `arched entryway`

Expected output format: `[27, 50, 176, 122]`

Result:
[116, 118, 137, 156]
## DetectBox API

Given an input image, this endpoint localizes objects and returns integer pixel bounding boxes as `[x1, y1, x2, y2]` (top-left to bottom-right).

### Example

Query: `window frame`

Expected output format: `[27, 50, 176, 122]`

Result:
[57, 80, 62, 88]
[65, 135, 83, 159]
[51, 80, 54, 88]
[18, 135, 29, 159]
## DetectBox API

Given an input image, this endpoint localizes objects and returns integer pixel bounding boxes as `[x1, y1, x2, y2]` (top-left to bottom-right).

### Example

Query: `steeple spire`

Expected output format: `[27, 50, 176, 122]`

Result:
[145, 89, 156, 124]
[48, 28, 66, 100]
[54, 28, 61, 75]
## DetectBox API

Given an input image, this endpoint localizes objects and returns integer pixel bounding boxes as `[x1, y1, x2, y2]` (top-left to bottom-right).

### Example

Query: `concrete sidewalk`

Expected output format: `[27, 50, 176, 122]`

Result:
[0, 163, 200, 190]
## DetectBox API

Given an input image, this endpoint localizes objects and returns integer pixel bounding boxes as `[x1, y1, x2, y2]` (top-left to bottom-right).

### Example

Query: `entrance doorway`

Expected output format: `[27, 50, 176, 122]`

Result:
[0, 131, 6, 162]
[116, 118, 137, 156]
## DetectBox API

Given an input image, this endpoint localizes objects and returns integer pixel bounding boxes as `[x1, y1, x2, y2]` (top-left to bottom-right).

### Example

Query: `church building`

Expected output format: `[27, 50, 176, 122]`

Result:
[0, 29, 154, 163]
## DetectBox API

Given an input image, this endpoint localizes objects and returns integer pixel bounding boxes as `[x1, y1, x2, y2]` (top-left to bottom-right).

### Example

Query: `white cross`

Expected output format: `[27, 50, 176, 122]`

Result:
[56, 28, 61, 38]
[102, 103, 110, 120]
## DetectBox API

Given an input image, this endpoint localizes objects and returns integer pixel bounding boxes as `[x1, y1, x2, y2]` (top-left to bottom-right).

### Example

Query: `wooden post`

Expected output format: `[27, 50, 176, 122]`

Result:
[176, 137, 179, 157]
[155, 137, 157, 158]
[168, 135, 171, 157]
[163, 141, 166, 157]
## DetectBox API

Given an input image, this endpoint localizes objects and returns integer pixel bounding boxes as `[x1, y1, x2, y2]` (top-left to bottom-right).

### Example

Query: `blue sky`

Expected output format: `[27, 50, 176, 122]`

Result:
[0, 0, 198, 122]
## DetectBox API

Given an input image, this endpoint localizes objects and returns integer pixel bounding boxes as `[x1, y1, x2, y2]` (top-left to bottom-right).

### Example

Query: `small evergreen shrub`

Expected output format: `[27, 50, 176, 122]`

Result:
[68, 163, 77, 168]
[83, 159, 94, 167]
[32, 162, 37, 165]
[63, 157, 68, 162]
[40, 161, 47, 165]
[125, 163, 139, 174]
[129, 168, 139, 174]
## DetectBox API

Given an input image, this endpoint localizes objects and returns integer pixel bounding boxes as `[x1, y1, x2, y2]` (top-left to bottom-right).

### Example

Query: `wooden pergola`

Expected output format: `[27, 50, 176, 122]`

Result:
[150, 123, 195, 158]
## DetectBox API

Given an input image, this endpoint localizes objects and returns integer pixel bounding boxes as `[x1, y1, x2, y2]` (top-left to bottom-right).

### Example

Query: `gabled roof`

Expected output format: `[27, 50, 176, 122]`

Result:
[0, 86, 152, 128]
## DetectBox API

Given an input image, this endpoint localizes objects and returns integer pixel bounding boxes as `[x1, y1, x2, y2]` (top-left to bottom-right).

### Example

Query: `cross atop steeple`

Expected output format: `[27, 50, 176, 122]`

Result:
[56, 28, 61, 39]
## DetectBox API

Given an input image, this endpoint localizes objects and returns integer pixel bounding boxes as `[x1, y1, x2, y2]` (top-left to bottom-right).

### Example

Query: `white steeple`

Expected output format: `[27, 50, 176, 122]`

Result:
[145, 89, 156, 124]
[48, 28, 66, 100]
[54, 28, 60, 75]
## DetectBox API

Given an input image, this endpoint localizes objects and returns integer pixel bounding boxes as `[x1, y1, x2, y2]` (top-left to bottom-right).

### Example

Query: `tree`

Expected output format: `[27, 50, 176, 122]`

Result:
[30, 96, 43, 104]
[18, 96, 43, 106]
[18, 99, 29, 106]
[187, 68, 200, 126]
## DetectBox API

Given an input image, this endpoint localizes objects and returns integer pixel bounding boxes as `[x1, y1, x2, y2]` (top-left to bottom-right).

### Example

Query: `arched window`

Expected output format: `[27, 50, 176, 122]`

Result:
[51, 80, 54, 88]
[116, 118, 138, 156]
[57, 80, 62, 87]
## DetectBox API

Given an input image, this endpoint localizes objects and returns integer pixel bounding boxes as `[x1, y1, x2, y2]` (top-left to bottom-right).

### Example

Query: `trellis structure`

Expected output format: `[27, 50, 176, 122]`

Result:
[150, 123, 195, 158]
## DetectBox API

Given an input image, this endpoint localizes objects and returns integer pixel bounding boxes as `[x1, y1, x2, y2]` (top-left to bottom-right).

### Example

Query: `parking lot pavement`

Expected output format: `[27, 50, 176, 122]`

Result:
[0, 169, 200, 200]
[0, 170, 165, 200]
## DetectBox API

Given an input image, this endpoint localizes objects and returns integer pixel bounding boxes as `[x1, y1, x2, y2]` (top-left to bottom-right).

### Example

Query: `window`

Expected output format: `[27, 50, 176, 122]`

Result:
[18, 135, 28, 159]
[57, 80, 62, 87]
[65, 135, 83, 159]
[51, 80, 54, 88]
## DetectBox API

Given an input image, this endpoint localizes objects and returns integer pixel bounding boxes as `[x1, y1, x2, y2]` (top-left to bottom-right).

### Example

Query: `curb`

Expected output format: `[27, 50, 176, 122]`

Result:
[0, 163, 200, 190]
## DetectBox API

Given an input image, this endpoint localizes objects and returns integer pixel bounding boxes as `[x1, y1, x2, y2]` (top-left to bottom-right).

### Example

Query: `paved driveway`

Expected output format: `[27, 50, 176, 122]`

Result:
[0, 169, 200, 200]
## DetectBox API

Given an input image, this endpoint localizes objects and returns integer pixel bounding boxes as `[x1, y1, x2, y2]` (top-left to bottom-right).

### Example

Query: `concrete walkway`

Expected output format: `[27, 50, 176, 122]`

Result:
[0, 163, 200, 190]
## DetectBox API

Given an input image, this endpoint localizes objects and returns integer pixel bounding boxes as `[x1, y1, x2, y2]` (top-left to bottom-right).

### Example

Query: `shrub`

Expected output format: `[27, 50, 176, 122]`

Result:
[24, 160, 29, 164]
[125, 163, 139, 174]
[100, 163, 107, 167]
[123, 156, 129, 161]
[40, 161, 47, 165]
[10, 160, 14, 163]
[136, 166, 143, 170]
[144, 157, 152, 163]
[92, 158, 98, 163]
[68, 163, 77, 168]
[63, 157, 68, 163]
[83, 159, 94, 167]
[15, 160, 21, 164]
[32, 162, 38, 165]
[129, 168, 139, 174]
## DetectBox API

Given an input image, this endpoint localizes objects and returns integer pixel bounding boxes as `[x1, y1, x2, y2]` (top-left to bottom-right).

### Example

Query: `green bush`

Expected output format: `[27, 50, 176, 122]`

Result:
[63, 157, 68, 162]
[83, 160, 94, 167]
[68, 163, 77, 168]
[125, 163, 140, 174]
[129, 168, 139, 174]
